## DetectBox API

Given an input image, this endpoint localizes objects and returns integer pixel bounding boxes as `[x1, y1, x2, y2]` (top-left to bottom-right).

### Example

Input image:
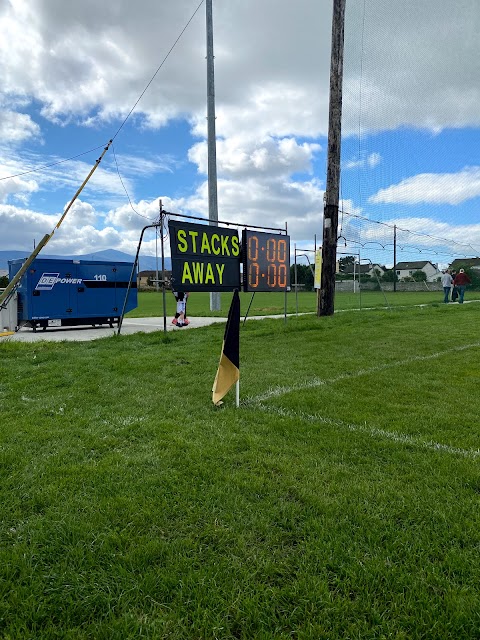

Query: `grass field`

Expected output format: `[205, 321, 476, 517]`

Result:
[128, 288, 480, 318]
[1, 302, 480, 638]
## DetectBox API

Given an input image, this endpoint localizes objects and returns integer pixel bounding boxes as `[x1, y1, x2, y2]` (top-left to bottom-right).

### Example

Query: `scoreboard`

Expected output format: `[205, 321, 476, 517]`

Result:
[169, 220, 290, 293]
[242, 230, 290, 292]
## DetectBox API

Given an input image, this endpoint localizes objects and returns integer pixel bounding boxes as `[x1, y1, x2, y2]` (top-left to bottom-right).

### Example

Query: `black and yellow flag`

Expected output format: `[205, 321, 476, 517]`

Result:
[212, 289, 240, 405]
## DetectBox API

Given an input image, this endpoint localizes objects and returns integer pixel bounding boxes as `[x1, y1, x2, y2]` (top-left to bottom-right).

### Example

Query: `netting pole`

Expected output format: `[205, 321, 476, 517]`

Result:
[393, 225, 397, 292]
[206, 0, 221, 313]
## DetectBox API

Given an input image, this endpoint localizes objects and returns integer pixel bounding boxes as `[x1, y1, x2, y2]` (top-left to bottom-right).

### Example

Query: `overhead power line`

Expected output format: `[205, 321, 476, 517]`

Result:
[1, 0, 206, 183]
[339, 207, 480, 255]
[111, 143, 155, 221]
[112, 0, 205, 140]
[0, 143, 109, 181]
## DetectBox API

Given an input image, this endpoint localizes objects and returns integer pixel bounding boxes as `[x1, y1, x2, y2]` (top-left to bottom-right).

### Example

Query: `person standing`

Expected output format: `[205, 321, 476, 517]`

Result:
[172, 290, 190, 327]
[441, 270, 453, 303]
[453, 269, 471, 304]
[450, 271, 458, 302]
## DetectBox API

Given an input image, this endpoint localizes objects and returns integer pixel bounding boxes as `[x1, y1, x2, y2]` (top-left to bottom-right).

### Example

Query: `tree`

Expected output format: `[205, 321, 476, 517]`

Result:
[464, 268, 480, 289]
[381, 269, 396, 282]
[290, 264, 314, 291]
[0, 275, 8, 288]
[338, 255, 355, 272]
[411, 270, 427, 282]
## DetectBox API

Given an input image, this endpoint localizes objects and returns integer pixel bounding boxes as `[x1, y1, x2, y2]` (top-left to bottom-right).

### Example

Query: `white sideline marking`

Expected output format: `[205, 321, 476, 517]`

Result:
[243, 341, 480, 459]
[246, 341, 480, 403]
[252, 403, 480, 460]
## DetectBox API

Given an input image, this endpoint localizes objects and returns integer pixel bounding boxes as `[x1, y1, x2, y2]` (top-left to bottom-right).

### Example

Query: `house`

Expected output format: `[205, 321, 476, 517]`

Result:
[342, 263, 386, 277]
[137, 270, 172, 289]
[394, 261, 440, 282]
[449, 257, 480, 272]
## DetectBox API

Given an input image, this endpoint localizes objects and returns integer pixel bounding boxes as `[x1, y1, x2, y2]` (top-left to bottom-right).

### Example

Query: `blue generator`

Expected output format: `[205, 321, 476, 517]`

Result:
[8, 258, 137, 331]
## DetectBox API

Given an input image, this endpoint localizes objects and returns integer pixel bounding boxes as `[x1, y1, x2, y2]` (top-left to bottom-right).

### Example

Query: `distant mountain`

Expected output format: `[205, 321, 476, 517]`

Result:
[0, 249, 170, 273]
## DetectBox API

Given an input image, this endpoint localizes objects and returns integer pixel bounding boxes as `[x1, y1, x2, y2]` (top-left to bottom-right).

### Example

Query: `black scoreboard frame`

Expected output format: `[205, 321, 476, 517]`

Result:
[241, 229, 291, 293]
[119, 210, 290, 334]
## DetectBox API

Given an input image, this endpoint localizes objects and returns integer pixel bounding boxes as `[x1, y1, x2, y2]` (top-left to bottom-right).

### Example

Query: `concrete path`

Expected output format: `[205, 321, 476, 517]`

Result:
[1, 314, 288, 343]
[3, 299, 476, 343]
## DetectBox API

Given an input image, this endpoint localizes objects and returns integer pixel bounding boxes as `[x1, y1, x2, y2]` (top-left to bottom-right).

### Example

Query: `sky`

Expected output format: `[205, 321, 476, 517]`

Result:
[0, 0, 479, 269]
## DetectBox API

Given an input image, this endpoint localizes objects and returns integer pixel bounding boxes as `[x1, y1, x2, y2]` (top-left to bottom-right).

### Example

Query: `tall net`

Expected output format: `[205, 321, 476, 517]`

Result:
[340, 0, 480, 273]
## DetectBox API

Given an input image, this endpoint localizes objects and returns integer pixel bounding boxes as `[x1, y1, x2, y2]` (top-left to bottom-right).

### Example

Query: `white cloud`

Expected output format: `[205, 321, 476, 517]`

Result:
[0, 110, 41, 143]
[105, 199, 161, 231]
[177, 175, 327, 243]
[343, 0, 480, 134]
[0, 0, 479, 260]
[0, 175, 38, 203]
[0, 204, 55, 250]
[61, 199, 97, 227]
[189, 136, 321, 179]
[1, 0, 477, 136]
[369, 167, 480, 205]
[0, 202, 146, 256]
[344, 152, 381, 170]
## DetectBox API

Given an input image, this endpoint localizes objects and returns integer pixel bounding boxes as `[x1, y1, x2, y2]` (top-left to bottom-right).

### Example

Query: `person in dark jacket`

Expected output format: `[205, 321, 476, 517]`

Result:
[450, 271, 458, 301]
[453, 269, 471, 304]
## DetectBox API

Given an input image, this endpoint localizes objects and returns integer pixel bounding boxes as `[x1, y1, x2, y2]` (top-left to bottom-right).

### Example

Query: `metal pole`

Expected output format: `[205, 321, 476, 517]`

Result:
[353, 259, 356, 294]
[284, 222, 288, 324]
[160, 207, 167, 333]
[393, 224, 397, 292]
[243, 292, 256, 325]
[319, 0, 346, 316]
[118, 226, 152, 335]
[206, 0, 220, 312]
[155, 226, 159, 292]
[359, 248, 362, 310]
[294, 244, 298, 316]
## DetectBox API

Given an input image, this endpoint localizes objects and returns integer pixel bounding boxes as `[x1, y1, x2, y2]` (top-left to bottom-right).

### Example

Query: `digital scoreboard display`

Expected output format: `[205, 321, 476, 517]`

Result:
[242, 230, 290, 292]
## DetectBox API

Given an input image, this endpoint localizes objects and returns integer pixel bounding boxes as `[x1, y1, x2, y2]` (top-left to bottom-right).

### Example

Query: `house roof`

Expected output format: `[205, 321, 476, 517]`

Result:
[342, 263, 384, 274]
[138, 270, 171, 277]
[394, 261, 435, 270]
[449, 258, 480, 270]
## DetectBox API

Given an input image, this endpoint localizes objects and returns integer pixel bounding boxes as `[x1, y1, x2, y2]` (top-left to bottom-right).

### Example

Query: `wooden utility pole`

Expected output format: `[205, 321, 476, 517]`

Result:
[318, 0, 346, 316]
[206, 0, 221, 311]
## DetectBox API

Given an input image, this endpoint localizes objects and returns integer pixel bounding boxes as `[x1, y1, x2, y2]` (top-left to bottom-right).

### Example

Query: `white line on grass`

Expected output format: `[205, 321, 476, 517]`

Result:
[252, 402, 480, 460]
[246, 341, 480, 403]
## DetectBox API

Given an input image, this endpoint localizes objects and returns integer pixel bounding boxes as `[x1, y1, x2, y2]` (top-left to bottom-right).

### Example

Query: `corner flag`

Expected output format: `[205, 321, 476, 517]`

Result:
[212, 289, 240, 406]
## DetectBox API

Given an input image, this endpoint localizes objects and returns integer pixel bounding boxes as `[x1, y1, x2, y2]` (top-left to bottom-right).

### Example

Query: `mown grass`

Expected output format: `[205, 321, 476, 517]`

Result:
[1, 303, 480, 638]
[127, 288, 480, 318]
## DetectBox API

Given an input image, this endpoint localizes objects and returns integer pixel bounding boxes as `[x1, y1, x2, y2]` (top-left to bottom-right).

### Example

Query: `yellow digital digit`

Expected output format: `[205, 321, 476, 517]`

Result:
[267, 263, 277, 287]
[266, 238, 276, 262]
[249, 262, 259, 288]
[248, 235, 258, 261]
[278, 264, 287, 288]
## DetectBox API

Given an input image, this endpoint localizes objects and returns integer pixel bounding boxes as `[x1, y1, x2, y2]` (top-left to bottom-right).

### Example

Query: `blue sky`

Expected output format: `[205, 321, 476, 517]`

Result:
[1, 0, 479, 269]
